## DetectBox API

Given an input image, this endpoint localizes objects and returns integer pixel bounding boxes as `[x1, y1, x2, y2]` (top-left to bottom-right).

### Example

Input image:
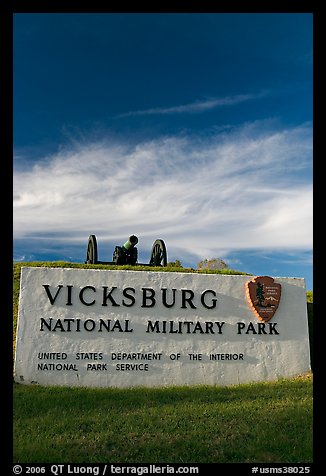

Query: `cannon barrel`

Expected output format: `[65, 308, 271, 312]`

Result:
[122, 235, 138, 250]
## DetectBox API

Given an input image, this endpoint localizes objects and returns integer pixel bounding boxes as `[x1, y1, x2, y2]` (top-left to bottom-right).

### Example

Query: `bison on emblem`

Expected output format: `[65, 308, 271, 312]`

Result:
[246, 276, 281, 322]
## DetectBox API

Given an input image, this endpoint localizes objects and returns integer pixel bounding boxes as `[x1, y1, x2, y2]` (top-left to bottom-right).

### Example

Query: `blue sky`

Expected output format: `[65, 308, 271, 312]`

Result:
[13, 13, 313, 289]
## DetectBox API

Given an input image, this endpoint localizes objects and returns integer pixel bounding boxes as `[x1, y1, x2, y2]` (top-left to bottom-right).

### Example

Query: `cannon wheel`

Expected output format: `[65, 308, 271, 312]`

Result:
[86, 235, 98, 264]
[149, 239, 167, 266]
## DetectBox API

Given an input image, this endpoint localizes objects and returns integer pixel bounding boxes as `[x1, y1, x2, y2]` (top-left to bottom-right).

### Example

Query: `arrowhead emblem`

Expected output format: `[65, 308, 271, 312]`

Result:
[246, 276, 281, 322]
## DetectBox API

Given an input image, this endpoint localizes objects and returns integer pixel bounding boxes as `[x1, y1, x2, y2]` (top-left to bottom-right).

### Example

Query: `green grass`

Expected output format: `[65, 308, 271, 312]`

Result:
[13, 261, 313, 464]
[13, 375, 312, 464]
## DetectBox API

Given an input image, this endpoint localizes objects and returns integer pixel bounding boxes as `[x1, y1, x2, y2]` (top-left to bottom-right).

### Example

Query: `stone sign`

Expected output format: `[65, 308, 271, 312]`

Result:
[14, 267, 311, 388]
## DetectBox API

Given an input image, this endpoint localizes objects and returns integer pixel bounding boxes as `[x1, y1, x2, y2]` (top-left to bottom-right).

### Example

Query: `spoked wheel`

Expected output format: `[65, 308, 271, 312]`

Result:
[149, 239, 167, 266]
[85, 235, 98, 264]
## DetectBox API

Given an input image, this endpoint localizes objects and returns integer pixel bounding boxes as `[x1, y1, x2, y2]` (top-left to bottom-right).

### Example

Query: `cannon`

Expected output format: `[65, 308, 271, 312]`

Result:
[85, 234, 167, 267]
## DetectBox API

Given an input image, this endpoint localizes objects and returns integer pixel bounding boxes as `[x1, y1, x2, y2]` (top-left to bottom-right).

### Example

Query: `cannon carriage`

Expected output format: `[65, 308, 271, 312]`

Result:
[85, 234, 167, 267]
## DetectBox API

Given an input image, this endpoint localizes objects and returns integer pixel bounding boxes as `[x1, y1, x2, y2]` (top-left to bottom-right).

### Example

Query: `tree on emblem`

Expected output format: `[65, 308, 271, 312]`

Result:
[256, 282, 265, 307]
[246, 276, 281, 322]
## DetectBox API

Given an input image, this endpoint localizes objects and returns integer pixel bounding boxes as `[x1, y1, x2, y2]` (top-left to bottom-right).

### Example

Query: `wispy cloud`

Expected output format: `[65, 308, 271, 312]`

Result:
[13, 120, 312, 264]
[117, 92, 266, 118]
